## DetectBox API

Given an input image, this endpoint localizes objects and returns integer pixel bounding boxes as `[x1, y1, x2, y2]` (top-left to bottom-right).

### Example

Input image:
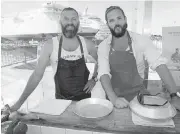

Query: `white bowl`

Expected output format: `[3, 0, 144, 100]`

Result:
[129, 96, 177, 120]
[74, 98, 113, 119]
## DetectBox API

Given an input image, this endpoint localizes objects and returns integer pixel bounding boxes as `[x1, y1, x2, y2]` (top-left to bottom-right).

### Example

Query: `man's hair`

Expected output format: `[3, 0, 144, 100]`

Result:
[61, 7, 79, 17]
[105, 6, 126, 22]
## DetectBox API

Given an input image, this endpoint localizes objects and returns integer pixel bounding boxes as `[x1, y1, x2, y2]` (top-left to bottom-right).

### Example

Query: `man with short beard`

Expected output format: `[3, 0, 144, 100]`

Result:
[98, 6, 180, 110]
[8, 7, 106, 112]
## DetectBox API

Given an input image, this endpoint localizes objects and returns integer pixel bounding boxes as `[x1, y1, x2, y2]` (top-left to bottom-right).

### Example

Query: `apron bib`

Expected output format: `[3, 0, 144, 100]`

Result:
[54, 36, 90, 101]
[109, 32, 146, 101]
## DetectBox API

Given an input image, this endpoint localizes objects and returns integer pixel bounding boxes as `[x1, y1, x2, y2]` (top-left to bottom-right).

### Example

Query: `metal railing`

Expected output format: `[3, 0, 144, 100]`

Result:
[1, 45, 37, 67]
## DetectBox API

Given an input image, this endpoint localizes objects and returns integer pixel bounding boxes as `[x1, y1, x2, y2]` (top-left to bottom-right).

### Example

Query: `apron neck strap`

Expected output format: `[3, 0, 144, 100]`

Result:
[58, 36, 63, 59]
[58, 35, 85, 59]
[127, 31, 133, 52]
[77, 36, 85, 58]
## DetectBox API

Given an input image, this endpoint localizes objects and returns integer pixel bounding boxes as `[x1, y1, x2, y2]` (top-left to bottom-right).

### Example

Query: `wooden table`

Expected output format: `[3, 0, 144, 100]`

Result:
[20, 102, 180, 134]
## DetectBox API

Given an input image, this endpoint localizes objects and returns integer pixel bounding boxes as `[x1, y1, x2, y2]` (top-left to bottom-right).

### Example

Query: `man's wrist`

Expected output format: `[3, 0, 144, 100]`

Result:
[109, 94, 118, 103]
[92, 76, 98, 82]
[170, 92, 180, 99]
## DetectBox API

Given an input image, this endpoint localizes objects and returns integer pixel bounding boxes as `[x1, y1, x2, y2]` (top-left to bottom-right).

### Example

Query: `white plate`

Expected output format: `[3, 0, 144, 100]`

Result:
[29, 99, 72, 116]
[129, 96, 177, 120]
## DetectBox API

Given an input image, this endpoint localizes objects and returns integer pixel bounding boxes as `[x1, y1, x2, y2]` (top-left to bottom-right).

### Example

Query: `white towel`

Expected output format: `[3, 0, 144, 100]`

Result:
[131, 112, 175, 128]
[28, 99, 72, 115]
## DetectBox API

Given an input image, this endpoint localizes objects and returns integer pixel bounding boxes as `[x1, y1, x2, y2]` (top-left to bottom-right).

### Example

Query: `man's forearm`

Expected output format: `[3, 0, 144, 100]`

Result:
[156, 64, 177, 94]
[92, 63, 98, 77]
[17, 72, 43, 106]
[100, 74, 117, 101]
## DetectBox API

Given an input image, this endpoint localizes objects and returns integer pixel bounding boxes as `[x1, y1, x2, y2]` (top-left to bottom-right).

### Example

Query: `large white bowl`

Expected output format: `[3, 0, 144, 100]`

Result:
[129, 96, 177, 121]
[74, 98, 113, 119]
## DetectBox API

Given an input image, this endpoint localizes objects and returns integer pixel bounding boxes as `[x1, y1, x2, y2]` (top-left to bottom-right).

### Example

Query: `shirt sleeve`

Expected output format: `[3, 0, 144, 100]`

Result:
[97, 37, 112, 79]
[140, 35, 168, 70]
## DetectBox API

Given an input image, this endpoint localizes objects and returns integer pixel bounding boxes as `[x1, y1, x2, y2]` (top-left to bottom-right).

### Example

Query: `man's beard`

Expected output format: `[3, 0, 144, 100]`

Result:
[61, 23, 79, 38]
[109, 23, 127, 38]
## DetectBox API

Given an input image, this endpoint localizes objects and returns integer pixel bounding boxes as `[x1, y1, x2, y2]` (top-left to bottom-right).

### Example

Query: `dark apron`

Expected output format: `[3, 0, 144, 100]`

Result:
[54, 36, 91, 101]
[109, 32, 146, 101]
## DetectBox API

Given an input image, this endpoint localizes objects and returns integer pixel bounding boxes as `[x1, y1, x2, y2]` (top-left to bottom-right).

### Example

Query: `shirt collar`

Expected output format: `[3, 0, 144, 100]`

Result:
[106, 31, 134, 51]
[106, 31, 134, 45]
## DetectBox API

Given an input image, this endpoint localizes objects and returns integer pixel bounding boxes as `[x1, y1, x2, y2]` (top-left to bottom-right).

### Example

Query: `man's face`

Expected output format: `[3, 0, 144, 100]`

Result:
[60, 10, 79, 38]
[106, 9, 127, 38]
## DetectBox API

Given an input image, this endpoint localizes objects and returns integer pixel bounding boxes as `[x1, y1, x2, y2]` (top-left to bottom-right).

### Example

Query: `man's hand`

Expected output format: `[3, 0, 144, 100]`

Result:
[170, 96, 180, 111]
[112, 97, 129, 109]
[1, 103, 20, 115]
[83, 79, 96, 93]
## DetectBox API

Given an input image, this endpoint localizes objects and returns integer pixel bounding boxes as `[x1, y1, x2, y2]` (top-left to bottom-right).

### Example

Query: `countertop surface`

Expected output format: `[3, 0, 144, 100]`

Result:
[20, 101, 180, 134]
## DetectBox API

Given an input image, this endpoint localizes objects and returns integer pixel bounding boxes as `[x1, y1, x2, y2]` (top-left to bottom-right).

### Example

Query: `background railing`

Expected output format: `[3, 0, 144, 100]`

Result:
[1, 44, 37, 67]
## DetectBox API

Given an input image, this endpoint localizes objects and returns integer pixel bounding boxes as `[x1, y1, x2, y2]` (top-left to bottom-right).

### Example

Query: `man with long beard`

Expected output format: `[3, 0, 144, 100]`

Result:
[8, 7, 105, 112]
[98, 6, 180, 110]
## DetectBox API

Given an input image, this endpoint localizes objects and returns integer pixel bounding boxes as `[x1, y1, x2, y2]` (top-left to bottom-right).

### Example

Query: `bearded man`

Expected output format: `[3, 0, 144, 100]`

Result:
[98, 6, 180, 110]
[8, 7, 105, 112]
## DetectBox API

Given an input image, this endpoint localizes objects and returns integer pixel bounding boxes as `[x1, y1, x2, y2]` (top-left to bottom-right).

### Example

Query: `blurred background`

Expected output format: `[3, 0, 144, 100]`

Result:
[1, 0, 180, 111]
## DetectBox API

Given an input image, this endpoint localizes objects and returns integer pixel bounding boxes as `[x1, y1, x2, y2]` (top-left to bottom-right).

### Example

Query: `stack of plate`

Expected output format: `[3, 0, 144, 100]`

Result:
[129, 95, 177, 121]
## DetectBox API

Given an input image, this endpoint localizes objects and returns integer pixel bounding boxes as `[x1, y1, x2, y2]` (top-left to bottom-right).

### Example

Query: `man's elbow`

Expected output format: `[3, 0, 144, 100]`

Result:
[100, 74, 111, 81]
[148, 56, 168, 71]
[155, 64, 168, 72]
[33, 69, 45, 80]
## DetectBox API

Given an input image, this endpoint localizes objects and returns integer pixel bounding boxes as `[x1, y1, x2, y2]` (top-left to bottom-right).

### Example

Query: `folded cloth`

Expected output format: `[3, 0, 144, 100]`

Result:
[28, 99, 72, 116]
[131, 112, 175, 128]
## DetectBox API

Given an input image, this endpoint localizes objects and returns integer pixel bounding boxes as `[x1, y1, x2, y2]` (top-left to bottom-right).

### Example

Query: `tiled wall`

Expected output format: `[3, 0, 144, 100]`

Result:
[26, 124, 114, 134]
